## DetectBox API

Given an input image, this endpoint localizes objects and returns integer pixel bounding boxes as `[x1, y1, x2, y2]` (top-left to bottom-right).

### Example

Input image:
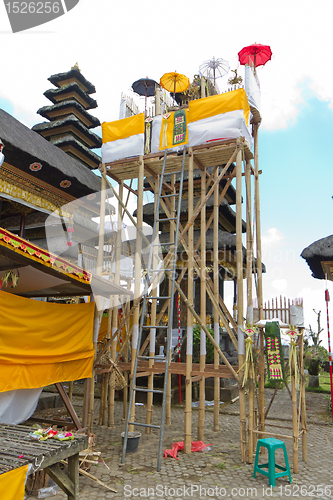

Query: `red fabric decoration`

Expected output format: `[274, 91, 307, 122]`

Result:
[164, 441, 212, 460]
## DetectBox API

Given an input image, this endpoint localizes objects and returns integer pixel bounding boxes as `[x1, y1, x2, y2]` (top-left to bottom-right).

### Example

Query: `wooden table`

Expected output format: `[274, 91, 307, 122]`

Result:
[0, 424, 88, 499]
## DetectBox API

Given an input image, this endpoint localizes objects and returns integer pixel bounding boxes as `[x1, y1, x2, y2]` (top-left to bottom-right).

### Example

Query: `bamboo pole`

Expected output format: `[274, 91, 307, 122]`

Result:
[291, 358, 299, 473]
[252, 430, 294, 440]
[146, 177, 159, 433]
[246, 158, 254, 462]
[213, 167, 220, 432]
[123, 295, 130, 419]
[166, 173, 176, 426]
[100, 298, 112, 426]
[254, 407, 258, 450]
[99, 372, 106, 425]
[129, 156, 144, 432]
[109, 181, 123, 426]
[198, 166, 206, 442]
[82, 378, 90, 428]
[299, 331, 307, 462]
[253, 123, 263, 320]
[97, 169, 106, 276]
[89, 301, 99, 432]
[61, 460, 117, 493]
[155, 86, 161, 116]
[89, 169, 107, 432]
[245, 159, 253, 316]
[185, 149, 194, 454]
[68, 381, 73, 402]
[236, 145, 246, 462]
[201, 76, 205, 99]
[258, 328, 265, 439]
[254, 124, 265, 447]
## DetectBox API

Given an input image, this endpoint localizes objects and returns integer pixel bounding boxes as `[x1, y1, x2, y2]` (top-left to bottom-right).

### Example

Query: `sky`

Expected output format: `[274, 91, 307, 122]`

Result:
[1, 0, 333, 346]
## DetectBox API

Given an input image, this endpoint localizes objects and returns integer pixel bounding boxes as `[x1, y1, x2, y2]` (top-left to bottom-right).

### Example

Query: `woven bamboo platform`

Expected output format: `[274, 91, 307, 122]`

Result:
[105, 138, 253, 181]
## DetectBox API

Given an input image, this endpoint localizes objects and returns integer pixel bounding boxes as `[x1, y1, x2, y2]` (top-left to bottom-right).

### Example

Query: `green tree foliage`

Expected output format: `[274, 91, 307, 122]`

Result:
[192, 325, 215, 363]
[305, 309, 323, 351]
[304, 309, 329, 369]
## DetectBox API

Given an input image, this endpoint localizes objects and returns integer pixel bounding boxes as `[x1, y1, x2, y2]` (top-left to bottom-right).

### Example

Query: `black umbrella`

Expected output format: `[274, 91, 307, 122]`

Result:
[132, 78, 159, 116]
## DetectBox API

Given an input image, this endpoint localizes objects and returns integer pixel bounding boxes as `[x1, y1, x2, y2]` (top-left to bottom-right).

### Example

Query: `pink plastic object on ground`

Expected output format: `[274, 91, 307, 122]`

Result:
[164, 441, 212, 460]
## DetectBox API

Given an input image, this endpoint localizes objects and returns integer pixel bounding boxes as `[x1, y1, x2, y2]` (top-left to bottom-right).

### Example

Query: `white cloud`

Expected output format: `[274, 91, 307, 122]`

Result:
[261, 227, 284, 252]
[271, 279, 288, 293]
[1, 0, 333, 131]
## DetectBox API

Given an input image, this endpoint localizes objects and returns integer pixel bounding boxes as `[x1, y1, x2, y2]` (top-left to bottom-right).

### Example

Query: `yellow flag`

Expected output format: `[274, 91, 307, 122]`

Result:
[0, 465, 28, 500]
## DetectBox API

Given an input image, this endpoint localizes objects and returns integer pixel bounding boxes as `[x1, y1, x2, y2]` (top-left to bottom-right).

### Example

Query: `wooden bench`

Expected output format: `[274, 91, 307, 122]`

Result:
[0, 424, 88, 499]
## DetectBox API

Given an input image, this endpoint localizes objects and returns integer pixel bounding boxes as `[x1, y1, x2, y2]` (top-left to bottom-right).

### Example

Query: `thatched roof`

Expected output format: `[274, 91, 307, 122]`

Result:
[51, 136, 101, 170]
[48, 68, 96, 95]
[37, 100, 100, 128]
[32, 115, 102, 149]
[301, 235, 333, 280]
[0, 108, 101, 198]
[44, 83, 97, 109]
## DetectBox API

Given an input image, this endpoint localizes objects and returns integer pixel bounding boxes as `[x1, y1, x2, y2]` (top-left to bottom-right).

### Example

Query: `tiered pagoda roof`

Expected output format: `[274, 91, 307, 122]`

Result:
[32, 67, 102, 170]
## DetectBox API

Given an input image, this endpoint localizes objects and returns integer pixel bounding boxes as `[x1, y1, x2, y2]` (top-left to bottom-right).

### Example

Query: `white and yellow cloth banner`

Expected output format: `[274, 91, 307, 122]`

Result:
[0, 465, 29, 500]
[102, 114, 145, 163]
[151, 109, 189, 153]
[0, 291, 95, 392]
[188, 88, 253, 149]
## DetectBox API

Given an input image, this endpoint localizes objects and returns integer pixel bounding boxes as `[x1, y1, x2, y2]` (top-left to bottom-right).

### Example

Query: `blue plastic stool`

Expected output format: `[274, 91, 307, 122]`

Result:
[253, 438, 292, 487]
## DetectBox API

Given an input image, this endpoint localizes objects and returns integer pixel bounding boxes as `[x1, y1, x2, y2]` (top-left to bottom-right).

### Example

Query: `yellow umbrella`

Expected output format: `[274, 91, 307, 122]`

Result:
[160, 72, 190, 98]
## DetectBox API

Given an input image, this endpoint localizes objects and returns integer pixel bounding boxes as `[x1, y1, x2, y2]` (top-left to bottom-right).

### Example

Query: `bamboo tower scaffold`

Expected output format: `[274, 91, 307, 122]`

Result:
[88, 78, 306, 471]
[95, 133, 255, 462]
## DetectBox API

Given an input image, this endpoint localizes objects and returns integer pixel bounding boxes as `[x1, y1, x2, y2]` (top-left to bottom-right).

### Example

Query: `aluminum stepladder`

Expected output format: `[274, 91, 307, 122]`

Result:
[121, 147, 186, 471]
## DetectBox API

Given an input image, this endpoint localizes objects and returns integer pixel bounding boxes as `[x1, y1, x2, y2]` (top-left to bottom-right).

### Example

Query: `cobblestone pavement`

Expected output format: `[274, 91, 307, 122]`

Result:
[26, 387, 333, 500]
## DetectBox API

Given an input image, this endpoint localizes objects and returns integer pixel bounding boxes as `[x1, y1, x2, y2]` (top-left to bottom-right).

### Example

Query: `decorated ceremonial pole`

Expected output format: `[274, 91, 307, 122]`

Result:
[184, 149, 194, 453]
[325, 285, 333, 422]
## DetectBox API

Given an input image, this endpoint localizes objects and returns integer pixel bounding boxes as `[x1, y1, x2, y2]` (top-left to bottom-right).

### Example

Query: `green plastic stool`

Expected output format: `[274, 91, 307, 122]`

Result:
[253, 438, 292, 487]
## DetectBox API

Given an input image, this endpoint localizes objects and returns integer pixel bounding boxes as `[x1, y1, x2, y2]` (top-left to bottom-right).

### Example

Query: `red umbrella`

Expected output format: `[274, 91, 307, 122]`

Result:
[238, 43, 272, 69]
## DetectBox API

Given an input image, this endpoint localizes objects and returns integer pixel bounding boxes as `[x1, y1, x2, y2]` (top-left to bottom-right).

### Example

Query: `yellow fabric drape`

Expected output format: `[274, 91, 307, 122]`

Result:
[0, 291, 95, 392]
[102, 114, 145, 143]
[0, 465, 28, 500]
[188, 88, 250, 126]
[98, 313, 131, 348]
